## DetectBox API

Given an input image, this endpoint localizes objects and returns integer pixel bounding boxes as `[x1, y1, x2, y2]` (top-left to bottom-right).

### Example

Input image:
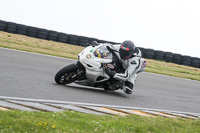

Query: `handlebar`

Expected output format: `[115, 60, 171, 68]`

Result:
[87, 41, 99, 47]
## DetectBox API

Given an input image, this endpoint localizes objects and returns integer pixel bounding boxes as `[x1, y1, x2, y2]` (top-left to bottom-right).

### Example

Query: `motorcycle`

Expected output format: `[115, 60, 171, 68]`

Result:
[54, 42, 147, 91]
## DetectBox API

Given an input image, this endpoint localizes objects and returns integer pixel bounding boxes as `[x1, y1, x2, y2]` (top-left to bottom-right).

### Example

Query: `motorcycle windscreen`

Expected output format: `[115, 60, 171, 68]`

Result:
[93, 46, 113, 59]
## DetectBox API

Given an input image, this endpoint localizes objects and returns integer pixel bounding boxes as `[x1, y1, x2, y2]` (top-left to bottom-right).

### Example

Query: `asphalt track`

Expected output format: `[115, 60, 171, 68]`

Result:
[0, 47, 199, 113]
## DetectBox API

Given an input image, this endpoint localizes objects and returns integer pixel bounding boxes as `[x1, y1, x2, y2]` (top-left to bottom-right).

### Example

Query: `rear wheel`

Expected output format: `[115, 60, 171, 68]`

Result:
[55, 64, 78, 84]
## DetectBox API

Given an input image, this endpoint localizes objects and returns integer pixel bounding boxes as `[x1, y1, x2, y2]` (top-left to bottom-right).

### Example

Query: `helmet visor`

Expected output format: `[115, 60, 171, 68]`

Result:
[119, 49, 131, 59]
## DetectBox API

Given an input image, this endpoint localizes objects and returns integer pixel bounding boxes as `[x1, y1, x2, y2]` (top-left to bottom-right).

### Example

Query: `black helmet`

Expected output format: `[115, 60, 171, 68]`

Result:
[119, 41, 135, 59]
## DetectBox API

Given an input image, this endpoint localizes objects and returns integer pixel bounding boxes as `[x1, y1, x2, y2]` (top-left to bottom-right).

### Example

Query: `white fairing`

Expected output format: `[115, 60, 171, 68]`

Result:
[78, 44, 112, 83]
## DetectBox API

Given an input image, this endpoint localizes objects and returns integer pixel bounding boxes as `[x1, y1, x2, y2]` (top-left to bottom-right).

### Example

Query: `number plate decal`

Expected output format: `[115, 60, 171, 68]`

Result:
[86, 54, 92, 59]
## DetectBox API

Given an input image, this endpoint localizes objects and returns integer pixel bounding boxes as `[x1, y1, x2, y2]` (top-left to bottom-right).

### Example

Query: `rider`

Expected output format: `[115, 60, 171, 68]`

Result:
[105, 40, 142, 94]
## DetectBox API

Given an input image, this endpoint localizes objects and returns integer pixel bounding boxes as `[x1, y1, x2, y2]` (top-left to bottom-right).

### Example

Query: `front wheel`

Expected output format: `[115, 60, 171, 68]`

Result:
[54, 64, 78, 84]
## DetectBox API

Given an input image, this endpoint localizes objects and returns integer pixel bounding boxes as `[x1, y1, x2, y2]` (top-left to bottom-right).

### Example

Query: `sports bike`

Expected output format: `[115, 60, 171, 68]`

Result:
[54, 42, 147, 91]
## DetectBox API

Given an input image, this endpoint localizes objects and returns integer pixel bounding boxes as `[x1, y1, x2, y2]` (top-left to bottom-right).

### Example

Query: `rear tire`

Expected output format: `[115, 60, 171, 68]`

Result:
[55, 64, 78, 84]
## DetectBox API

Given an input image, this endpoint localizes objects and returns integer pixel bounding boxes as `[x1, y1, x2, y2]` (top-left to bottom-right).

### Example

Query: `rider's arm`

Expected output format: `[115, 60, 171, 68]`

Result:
[113, 57, 140, 81]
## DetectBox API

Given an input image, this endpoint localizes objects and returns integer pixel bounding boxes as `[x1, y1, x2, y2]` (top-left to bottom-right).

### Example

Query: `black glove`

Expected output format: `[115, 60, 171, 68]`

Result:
[105, 67, 116, 77]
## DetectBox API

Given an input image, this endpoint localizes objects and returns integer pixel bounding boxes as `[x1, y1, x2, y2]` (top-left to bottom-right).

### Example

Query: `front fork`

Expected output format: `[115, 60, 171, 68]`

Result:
[71, 61, 86, 81]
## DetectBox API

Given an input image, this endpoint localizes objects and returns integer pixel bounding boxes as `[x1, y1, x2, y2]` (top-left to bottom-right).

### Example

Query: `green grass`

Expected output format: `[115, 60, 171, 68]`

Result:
[0, 31, 200, 81]
[0, 110, 200, 133]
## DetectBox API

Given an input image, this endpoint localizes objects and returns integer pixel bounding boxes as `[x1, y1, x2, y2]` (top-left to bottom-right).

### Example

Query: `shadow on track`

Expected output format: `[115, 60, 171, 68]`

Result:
[53, 83, 129, 98]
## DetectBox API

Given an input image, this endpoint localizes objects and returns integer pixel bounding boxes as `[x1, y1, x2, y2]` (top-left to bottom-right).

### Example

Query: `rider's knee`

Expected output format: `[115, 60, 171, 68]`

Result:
[123, 81, 134, 94]
[125, 81, 134, 89]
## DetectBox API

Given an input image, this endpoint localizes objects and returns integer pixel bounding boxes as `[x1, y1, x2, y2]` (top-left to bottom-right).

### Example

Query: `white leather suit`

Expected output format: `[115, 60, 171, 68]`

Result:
[107, 43, 142, 94]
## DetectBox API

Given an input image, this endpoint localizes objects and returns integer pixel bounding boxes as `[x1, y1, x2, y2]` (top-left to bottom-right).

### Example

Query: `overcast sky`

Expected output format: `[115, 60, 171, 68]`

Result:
[0, 0, 200, 57]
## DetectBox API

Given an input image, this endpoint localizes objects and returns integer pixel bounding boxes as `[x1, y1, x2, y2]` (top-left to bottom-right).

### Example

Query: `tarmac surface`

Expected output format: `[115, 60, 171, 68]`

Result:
[0, 47, 199, 113]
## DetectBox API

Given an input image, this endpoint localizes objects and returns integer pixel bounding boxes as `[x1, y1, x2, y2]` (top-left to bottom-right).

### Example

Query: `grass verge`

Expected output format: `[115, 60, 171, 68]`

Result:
[0, 110, 200, 133]
[0, 31, 200, 81]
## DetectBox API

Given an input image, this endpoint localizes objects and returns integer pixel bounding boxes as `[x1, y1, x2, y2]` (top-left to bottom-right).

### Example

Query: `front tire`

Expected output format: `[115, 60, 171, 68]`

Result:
[55, 64, 78, 84]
